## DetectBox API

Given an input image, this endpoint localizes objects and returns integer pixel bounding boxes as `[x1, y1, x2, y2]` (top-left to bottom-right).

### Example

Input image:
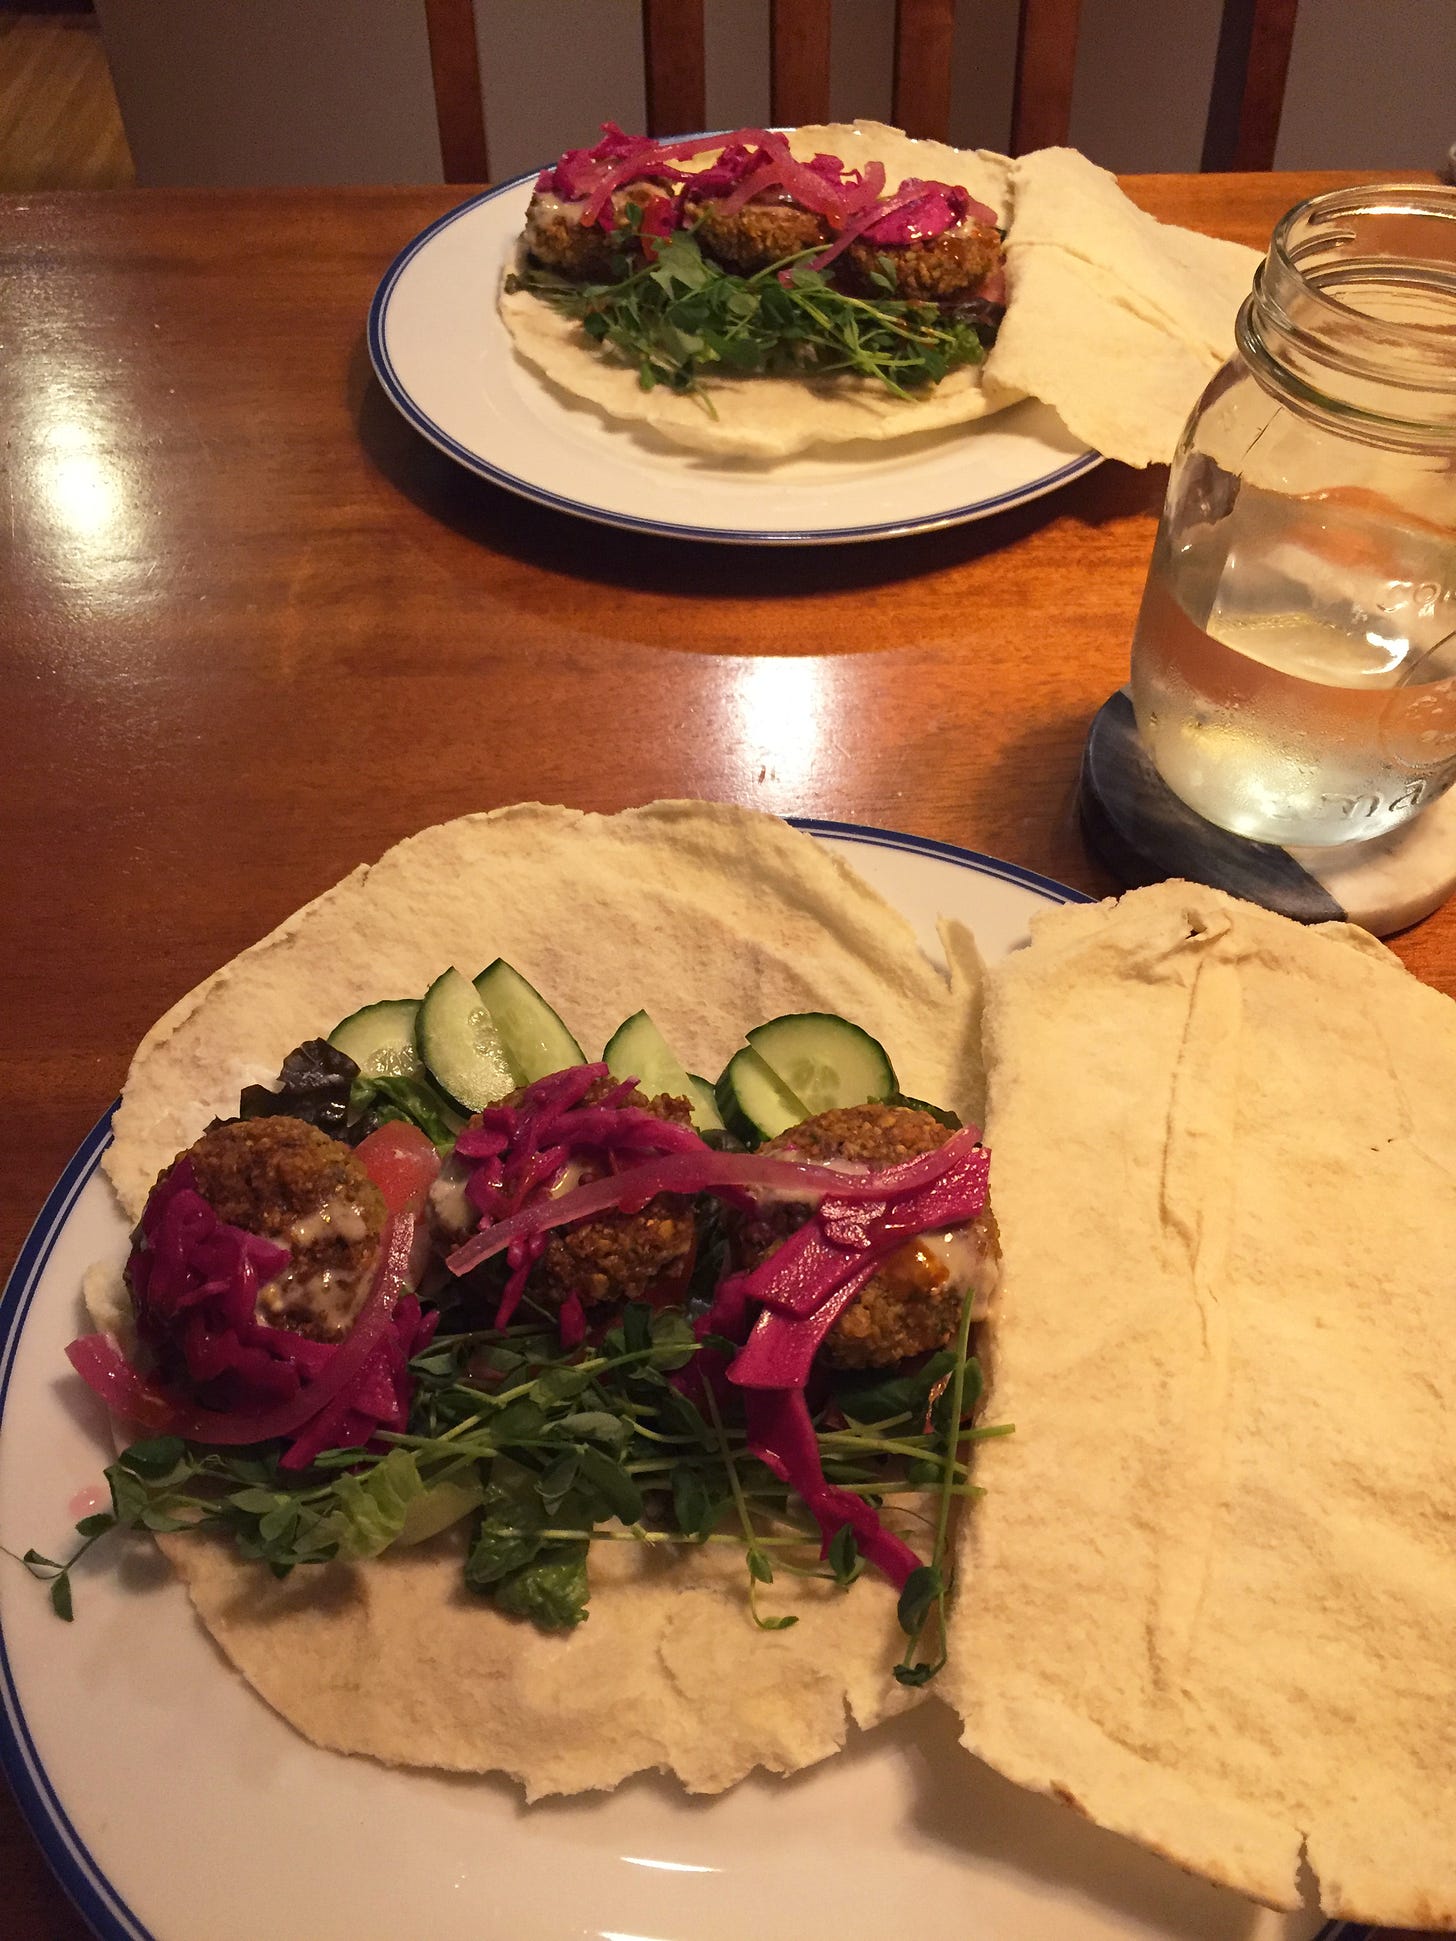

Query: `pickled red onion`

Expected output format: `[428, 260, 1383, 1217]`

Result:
[705, 146, 883, 227]
[803, 177, 996, 273]
[65, 1214, 416, 1448]
[720, 1134, 990, 1585]
[578, 129, 769, 229]
[745, 1387, 924, 1587]
[804, 184, 931, 272]
[445, 1132, 984, 1279]
[723, 1141, 990, 1383]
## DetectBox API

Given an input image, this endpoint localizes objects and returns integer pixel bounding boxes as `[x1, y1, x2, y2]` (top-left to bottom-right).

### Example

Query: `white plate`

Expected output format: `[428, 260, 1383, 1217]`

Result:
[0, 825, 1344, 1941]
[367, 173, 1102, 544]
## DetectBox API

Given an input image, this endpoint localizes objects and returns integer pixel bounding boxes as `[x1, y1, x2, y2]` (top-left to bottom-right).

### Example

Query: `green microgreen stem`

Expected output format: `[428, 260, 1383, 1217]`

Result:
[11, 1520, 115, 1622]
[894, 1291, 978, 1687]
[839, 1409, 914, 1436]
[479, 1342, 675, 1410]
[703, 1380, 798, 1632]
[817, 1430, 973, 1473]
[530, 1527, 819, 1549]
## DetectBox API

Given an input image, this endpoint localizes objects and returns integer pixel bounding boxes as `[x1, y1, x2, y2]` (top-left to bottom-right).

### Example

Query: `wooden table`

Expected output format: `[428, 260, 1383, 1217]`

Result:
[0, 172, 1443, 1941]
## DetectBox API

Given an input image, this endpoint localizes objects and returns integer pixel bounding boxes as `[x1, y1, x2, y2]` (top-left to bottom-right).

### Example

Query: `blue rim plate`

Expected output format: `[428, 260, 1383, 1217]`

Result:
[367, 168, 1103, 546]
[0, 827, 1350, 1941]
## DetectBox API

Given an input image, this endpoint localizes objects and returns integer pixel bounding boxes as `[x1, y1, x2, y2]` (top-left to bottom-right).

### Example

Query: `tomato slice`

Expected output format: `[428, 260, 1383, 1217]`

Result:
[354, 1123, 441, 1218]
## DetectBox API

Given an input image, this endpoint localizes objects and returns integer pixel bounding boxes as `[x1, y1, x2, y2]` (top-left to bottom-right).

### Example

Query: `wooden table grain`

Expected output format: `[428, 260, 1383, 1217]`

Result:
[0, 171, 1444, 1941]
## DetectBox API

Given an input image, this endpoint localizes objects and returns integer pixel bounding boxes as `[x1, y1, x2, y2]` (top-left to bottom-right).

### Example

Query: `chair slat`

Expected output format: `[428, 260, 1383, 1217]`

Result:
[1009, 0, 1083, 154]
[771, 0, 832, 127]
[643, 0, 707, 137]
[423, 0, 489, 183]
[892, 0, 957, 141]
[1202, 0, 1301, 171]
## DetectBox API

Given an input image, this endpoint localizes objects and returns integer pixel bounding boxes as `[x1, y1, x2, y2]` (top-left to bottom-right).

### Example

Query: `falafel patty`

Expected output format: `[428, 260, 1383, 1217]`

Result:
[181, 1117, 387, 1340]
[839, 224, 1003, 302]
[682, 193, 830, 275]
[435, 1077, 701, 1309]
[742, 1102, 970, 1369]
[525, 185, 675, 280]
[535, 1081, 698, 1307]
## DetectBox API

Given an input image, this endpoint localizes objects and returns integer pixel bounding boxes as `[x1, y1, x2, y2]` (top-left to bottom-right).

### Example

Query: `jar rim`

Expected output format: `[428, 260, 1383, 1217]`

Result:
[1243, 181, 1456, 439]
[1268, 181, 1456, 358]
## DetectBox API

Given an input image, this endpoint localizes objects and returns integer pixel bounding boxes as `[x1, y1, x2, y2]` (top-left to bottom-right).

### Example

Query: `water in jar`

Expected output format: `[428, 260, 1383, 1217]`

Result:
[1131, 472, 1456, 846]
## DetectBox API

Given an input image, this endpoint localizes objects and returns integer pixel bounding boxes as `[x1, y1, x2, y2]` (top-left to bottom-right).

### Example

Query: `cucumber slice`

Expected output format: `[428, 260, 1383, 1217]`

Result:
[327, 999, 423, 1079]
[745, 1013, 896, 1117]
[474, 959, 585, 1084]
[686, 1075, 726, 1135]
[416, 968, 516, 1112]
[714, 1046, 809, 1145]
[891, 1093, 961, 1131]
[602, 1010, 724, 1131]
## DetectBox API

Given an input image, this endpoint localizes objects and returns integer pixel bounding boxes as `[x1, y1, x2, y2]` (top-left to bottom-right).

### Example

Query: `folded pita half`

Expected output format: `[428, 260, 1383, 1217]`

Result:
[943, 882, 1456, 1929]
[981, 147, 1259, 464]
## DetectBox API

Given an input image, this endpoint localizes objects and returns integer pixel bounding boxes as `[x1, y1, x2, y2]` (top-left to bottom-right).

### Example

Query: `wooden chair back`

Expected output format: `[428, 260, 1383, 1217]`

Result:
[424, 0, 488, 181]
[1011, 0, 1301, 166]
[648, 0, 963, 146]
[425, 0, 1302, 184]
[1201, 0, 1302, 171]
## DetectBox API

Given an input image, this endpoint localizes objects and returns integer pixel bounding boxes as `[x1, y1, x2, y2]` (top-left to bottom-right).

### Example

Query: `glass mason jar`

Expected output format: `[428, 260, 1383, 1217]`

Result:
[1130, 185, 1456, 846]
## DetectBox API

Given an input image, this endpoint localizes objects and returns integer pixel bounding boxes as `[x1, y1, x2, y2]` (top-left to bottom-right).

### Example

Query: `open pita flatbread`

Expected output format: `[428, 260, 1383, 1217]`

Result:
[500, 121, 1011, 460]
[149, 1522, 916, 1799]
[108, 801, 983, 1221]
[102, 800, 985, 1796]
[944, 882, 1456, 1929]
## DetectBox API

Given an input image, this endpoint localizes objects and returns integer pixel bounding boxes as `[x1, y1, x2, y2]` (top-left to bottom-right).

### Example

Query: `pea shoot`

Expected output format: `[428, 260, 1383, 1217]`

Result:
[507, 227, 989, 408]
[24, 1292, 1002, 1683]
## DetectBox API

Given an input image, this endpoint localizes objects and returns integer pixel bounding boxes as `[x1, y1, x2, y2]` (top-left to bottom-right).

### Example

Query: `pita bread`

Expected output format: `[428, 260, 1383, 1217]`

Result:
[943, 882, 1456, 1928]
[981, 246, 1222, 469]
[500, 121, 1013, 460]
[502, 125, 1258, 466]
[107, 800, 983, 1222]
[993, 147, 1258, 364]
[151, 1525, 920, 1800]
[981, 148, 1259, 463]
[102, 800, 984, 1794]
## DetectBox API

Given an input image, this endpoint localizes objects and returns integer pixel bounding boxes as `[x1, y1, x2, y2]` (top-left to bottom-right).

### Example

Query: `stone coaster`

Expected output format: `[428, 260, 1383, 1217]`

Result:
[1079, 689, 1456, 936]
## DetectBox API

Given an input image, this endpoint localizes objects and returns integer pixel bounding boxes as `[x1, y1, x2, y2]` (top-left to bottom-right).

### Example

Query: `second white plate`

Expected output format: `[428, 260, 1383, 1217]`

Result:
[0, 826, 1342, 1941]
[367, 173, 1102, 544]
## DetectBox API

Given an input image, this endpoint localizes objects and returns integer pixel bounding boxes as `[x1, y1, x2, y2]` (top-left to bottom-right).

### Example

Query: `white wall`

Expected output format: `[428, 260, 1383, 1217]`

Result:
[1067, 0, 1225, 171]
[97, 0, 1456, 189]
[95, 0, 441, 186]
[1275, 0, 1456, 171]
